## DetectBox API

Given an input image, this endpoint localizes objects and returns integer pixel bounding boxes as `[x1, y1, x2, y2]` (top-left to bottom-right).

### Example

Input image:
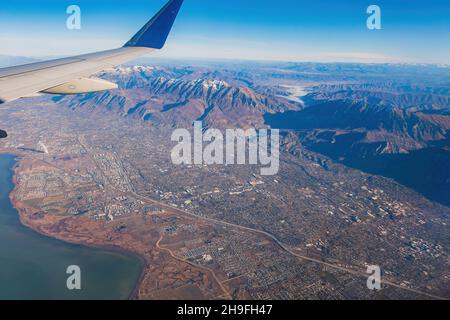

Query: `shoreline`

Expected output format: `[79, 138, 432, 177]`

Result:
[1, 151, 147, 300]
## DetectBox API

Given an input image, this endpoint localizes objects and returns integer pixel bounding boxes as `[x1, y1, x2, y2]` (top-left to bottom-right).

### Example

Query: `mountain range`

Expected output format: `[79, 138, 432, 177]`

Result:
[53, 63, 450, 206]
[56, 66, 301, 129]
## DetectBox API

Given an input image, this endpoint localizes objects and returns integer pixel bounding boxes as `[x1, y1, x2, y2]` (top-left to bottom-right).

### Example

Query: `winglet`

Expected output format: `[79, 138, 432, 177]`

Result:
[124, 0, 184, 50]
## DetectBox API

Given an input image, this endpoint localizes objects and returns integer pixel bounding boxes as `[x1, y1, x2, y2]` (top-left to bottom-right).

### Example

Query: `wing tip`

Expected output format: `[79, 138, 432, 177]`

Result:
[124, 0, 184, 50]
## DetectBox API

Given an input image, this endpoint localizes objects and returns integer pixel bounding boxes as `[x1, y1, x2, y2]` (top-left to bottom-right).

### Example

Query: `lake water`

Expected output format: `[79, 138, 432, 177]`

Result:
[0, 154, 143, 300]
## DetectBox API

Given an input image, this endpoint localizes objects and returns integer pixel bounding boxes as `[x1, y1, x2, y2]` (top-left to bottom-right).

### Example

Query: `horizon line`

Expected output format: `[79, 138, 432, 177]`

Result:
[1, 54, 449, 68]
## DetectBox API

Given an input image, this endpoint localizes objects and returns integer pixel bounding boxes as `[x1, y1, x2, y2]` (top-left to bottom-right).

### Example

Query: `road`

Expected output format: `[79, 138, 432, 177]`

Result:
[156, 234, 232, 300]
[131, 190, 447, 300]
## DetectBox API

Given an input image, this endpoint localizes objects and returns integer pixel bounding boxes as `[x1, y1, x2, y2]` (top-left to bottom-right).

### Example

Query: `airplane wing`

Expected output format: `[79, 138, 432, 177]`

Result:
[0, 0, 184, 105]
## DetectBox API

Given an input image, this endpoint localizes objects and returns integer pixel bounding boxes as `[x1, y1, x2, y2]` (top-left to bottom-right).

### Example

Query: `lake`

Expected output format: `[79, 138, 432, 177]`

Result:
[0, 154, 143, 300]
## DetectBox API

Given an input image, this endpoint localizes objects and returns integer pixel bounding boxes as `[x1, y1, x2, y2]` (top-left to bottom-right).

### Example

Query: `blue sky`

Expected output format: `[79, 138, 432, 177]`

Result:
[0, 0, 449, 63]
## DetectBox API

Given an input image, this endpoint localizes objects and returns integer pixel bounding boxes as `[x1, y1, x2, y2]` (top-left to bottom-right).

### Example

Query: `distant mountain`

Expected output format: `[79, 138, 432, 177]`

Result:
[304, 83, 449, 112]
[56, 67, 302, 129]
[265, 99, 450, 206]
[0, 55, 40, 68]
[266, 99, 450, 151]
